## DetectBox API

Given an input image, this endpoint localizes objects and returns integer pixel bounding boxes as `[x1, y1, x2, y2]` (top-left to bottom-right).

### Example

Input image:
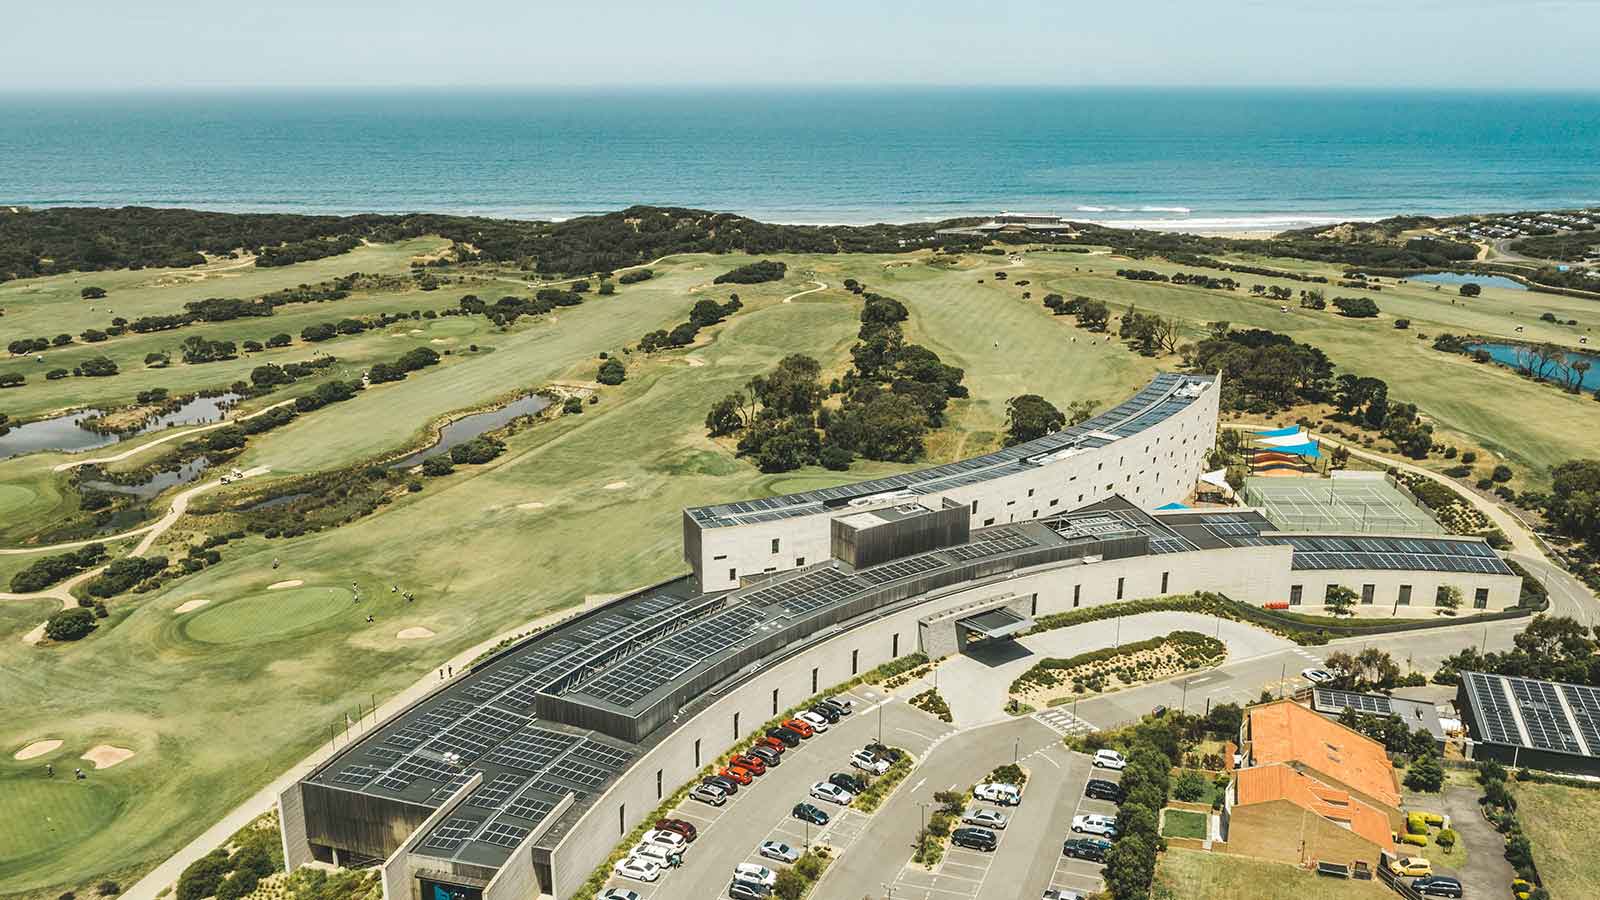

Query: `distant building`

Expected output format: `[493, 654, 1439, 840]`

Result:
[1310, 687, 1448, 751]
[1456, 670, 1600, 776]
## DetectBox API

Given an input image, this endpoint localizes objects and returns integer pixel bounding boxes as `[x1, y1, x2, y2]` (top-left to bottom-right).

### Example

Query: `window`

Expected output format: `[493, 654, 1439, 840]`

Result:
[892, 633, 900, 657]
[1050, 498, 1059, 507]
[1289, 585, 1303, 606]
[733, 712, 740, 740]
[1116, 577, 1125, 600]
[728, 568, 736, 582]
[1160, 572, 1169, 594]
[713, 554, 727, 560]
[1078, 494, 1084, 503]
[971, 500, 978, 513]
[1398, 585, 1412, 606]
[1031, 593, 1038, 616]
[771, 689, 779, 715]
[983, 517, 995, 526]
[796, 557, 805, 567]
[811, 667, 818, 694]
[1474, 588, 1489, 609]
[656, 769, 663, 800]
[1361, 584, 1375, 605]
[620, 804, 626, 836]
[851, 649, 859, 675]
[1073, 585, 1082, 608]
[694, 739, 701, 767]
[1027, 488, 1034, 497]
[771, 539, 780, 554]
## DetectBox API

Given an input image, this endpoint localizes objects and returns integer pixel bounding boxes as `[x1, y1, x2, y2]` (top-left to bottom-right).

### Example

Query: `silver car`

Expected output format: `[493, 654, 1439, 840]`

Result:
[962, 807, 1009, 830]
[759, 840, 800, 863]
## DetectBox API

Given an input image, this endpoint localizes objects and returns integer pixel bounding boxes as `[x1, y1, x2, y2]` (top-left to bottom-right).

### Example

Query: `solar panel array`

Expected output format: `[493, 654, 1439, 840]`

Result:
[479, 821, 531, 849]
[660, 606, 763, 657]
[685, 374, 1209, 527]
[1565, 684, 1600, 753]
[857, 554, 946, 584]
[582, 647, 700, 706]
[330, 764, 382, 786]
[485, 726, 581, 771]
[423, 816, 481, 852]
[943, 527, 1041, 561]
[1278, 535, 1512, 574]
[1315, 689, 1392, 716]
[567, 739, 633, 770]
[1508, 678, 1584, 753]
[503, 793, 556, 823]
[1464, 672, 1523, 745]
[461, 665, 533, 701]
[467, 772, 527, 810]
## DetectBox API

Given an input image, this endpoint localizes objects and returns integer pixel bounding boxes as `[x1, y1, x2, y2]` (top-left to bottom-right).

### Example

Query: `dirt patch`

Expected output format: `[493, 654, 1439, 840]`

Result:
[603, 481, 629, 490]
[396, 627, 436, 640]
[14, 739, 63, 760]
[431, 338, 448, 344]
[685, 357, 706, 367]
[267, 579, 304, 590]
[21, 622, 45, 645]
[81, 745, 135, 769]
[516, 501, 546, 510]
[174, 599, 210, 614]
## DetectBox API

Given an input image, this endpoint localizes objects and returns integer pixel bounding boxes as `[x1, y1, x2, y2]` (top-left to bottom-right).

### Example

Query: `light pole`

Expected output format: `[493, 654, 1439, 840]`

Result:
[1115, 618, 1122, 649]
[1181, 679, 1189, 713]
[1279, 662, 1286, 699]
[878, 702, 883, 744]
[1014, 738, 1020, 764]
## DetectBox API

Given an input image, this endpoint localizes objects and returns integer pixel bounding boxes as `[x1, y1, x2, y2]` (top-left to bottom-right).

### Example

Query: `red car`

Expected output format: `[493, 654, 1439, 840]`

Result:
[756, 736, 787, 755]
[781, 718, 815, 738]
[730, 754, 767, 775]
[719, 766, 753, 785]
[655, 818, 698, 842]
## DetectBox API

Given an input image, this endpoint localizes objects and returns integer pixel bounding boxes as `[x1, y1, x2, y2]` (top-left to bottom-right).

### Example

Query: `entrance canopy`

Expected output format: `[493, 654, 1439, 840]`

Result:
[957, 607, 1035, 640]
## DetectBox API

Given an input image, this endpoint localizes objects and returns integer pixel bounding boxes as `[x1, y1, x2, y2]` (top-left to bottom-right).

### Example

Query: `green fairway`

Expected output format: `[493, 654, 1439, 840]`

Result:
[179, 586, 356, 644]
[0, 483, 40, 519]
[0, 776, 129, 879]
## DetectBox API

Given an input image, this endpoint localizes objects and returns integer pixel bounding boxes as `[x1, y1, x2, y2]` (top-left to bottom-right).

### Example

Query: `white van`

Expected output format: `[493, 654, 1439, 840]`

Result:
[974, 783, 1022, 806]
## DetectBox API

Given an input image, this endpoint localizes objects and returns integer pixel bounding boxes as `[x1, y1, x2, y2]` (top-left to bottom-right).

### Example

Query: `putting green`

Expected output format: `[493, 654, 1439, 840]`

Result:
[427, 318, 478, 337]
[0, 776, 126, 875]
[180, 586, 354, 644]
[0, 484, 38, 519]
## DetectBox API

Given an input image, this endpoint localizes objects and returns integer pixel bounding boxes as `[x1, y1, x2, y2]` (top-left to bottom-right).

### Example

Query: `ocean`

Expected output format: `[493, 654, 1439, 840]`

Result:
[3, 88, 1598, 230]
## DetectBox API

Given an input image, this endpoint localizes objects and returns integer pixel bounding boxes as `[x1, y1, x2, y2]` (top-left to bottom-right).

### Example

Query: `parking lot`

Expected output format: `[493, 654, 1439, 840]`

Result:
[601, 685, 958, 899]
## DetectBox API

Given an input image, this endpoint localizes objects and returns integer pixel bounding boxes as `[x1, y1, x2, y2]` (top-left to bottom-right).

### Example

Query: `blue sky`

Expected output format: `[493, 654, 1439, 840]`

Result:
[5, 0, 1599, 90]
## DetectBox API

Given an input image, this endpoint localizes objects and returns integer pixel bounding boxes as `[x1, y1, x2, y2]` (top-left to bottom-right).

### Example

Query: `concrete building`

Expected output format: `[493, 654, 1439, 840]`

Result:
[1456, 670, 1600, 776]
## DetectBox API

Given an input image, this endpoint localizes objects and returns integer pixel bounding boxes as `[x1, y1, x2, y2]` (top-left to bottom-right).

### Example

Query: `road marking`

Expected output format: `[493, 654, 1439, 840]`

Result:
[912, 777, 927, 792]
[1037, 751, 1061, 768]
[897, 726, 935, 740]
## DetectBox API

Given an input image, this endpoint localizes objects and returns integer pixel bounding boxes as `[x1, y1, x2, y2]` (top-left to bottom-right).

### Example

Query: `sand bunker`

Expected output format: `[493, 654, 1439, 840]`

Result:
[685, 357, 706, 367]
[603, 481, 629, 490]
[516, 501, 546, 510]
[396, 627, 436, 640]
[430, 338, 448, 344]
[82, 745, 134, 769]
[174, 599, 210, 614]
[14, 739, 62, 760]
[22, 622, 46, 645]
[267, 580, 304, 590]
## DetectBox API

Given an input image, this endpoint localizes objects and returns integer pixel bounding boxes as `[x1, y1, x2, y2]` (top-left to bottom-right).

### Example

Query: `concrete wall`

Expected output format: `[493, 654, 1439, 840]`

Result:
[1283, 567, 1521, 617]
[277, 782, 314, 872]
[688, 378, 1218, 590]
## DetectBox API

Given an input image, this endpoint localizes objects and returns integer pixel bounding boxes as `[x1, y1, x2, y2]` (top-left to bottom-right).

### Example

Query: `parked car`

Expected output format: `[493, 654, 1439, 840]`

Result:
[962, 807, 1010, 830]
[1388, 857, 1433, 878]
[950, 826, 998, 851]
[728, 880, 769, 900]
[655, 818, 697, 841]
[792, 802, 830, 825]
[640, 828, 686, 849]
[1412, 876, 1463, 898]
[759, 840, 801, 864]
[749, 745, 782, 766]
[973, 782, 1021, 806]
[1061, 838, 1107, 862]
[599, 890, 641, 900]
[810, 781, 854, 804]
[1084, 778, 1125, 803]
[735, 863, 778, 887]
[1151, 705, 1169, 718]
[864, 741, 902, 762]
[1302, 668, 1335, 684]
[1071, 814, 1118, 837]
[719, 766, 753, 785]
[766, 727, 802, 748]
[704, 774, 740, 795]
[691, 783, 728, 806]
[796, 711, 830, 732]
[819, 697, 854, 716]
[630, 841, 675, 867]
[830, 772, 867, 794]
[731, 754, 767, 775]
[612, 856, 661, 883]
[782, 718, 816, 738]
[1092, 749, 1126, 771]
[851, 749, 890, 775]
[808, 704, 841, 724]
[1042, 890, 1087, 900]
[757, 735, 790, 754]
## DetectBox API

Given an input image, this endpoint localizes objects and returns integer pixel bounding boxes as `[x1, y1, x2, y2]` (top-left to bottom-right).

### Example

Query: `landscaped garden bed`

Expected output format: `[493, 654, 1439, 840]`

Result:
[1008, 630, 1226, 705]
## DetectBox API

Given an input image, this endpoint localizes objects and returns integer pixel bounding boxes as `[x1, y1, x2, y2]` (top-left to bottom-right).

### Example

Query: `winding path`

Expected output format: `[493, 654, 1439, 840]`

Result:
[781, 280, 827, 303]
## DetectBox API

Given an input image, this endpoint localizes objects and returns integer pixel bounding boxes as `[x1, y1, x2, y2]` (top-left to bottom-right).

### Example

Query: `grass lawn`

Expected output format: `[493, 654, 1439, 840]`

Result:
[1161, 808, 1207, 839]
[1155, 848, 1394, 900]
[1510, 780, 1600, 899]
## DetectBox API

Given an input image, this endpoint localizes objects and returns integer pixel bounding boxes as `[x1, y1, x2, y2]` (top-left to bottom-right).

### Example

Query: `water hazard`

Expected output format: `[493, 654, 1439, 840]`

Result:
[388, 394, 552, 469]
[0, 392, 240, 462]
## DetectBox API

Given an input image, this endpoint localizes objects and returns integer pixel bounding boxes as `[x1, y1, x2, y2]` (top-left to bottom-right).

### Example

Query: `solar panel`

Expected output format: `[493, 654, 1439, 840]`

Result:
[1315, 689, 1391, 716]
[1509, 678, 1583, 753]
[519, 640, 583, 672]
[461, 665, 533, 701]
[364, 745, 405, 761]
[478, 821, 531, 848]
[331, 765, 382, 786]
[503, 793, 557, 822]
[1466, 672, 1522, 745]
[375, 753, 462, 791]
[383, 725, 433, 749]
[485, 726, 581, 772]
[426, 729, 494, 762]
[468, 772, 527, 810]
[429, 770, 480, 803]
[1562, 683, 1600, 753]
[529, 778, 584, 799]
[566, 740, 633, 770]
[423, 817, 481, 852]
[856, 554, 945, 584]
[498, 680, 544, 710]
[546, 759, 612, 789]
[582, 647, 699, 707]
[572, 615, 631, 643]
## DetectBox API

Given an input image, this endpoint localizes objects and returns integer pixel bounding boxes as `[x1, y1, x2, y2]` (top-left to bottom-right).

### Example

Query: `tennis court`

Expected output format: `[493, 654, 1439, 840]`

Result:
[1242, 473, 1444, 534]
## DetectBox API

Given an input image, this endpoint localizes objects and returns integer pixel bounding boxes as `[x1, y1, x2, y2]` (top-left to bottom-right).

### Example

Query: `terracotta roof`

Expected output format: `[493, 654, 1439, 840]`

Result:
[1248, 699, 1400, 808]
[1235, 764, 1396, 853]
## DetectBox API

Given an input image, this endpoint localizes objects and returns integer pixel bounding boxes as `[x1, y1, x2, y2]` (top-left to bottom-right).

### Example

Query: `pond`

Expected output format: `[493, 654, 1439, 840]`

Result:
[81, 457, 212, 499]
[0, 392, 242, 462]
[388, 394, 552, 469]
[1408, 271, 1528, 291]
[1468, 342, 1600, 392]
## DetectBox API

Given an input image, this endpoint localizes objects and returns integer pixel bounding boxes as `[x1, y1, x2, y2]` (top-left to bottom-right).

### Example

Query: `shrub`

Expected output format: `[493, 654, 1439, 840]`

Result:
[1173, 770, 1208, 802]
[714, 259, 787, 284]
[44, 608, 97, 641]
[596, 358, 626, 385]
[175, 850, 231, 900]
[421, 456, 453, 476]
[1435, 827, 1458, 851]
[1400, 832, 1429, 847]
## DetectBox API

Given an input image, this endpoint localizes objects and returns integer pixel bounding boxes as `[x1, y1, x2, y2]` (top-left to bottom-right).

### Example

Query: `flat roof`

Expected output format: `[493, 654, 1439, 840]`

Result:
[685, 373, 1214, 528]
[1459, 670, 1600, 759]
[959, 607, 1034, 638]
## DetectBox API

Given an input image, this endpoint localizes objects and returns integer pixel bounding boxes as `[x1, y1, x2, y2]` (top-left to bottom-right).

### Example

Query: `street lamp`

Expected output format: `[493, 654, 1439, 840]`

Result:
[1013, 737, 1020, 764]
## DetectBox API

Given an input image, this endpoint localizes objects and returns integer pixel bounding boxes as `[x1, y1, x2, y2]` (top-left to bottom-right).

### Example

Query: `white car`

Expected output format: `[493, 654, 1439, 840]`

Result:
[759, 840, 800, 863]
[1092, 749, 1126, 770]
[735, 863, 778, 887]
[851, 749, 890, 775]
[690, 783, 727, 805]
[973, 782, 1021, 806]
[1302, 668, 1335, 684]
[1071, 814, 1118, 837]
[640, 828, 686, 849]
[612, 856, 661, 882]
[599, 890, 641, 900]
[810, 781, 854, 804]
[962, 807, 1010, 829]
[797, 711, 830, 732]
[630, 841, 674, 866]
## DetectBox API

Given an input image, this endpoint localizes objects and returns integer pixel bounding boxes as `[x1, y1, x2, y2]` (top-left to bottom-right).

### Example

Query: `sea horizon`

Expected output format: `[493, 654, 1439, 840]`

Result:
[4, 86, 1598, 231]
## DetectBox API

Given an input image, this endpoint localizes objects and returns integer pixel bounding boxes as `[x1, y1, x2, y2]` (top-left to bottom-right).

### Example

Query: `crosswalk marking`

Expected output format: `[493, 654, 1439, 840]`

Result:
[1033, 708, 1095, 736]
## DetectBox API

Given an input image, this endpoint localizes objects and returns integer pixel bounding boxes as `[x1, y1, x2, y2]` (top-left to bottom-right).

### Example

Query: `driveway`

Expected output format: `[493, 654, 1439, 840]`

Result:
[1414, 785, 1513, 897]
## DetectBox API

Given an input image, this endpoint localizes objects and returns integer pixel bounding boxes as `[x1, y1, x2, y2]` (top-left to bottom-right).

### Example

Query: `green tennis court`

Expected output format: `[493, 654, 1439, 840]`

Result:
[1242, 474, 1444, 534]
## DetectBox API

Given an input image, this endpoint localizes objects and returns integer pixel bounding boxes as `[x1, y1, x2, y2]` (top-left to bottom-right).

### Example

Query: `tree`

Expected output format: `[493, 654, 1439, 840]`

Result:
[1066, 399, 1099, 426]
[44, 608, 97, 641]
[1324, 584, 1358, 618]
[1003, 395, 1065, 446]
[1103, 834, 1155, 900]
[81, 286, 107, 299]
[705, 395, 745, 437]
[421, 456, 453, 477]
[1436, 585, 1462, 615]
[367, 362, 405, 384]
[1077, 298, 1110, 331]
[1459, 282, 1481, 297]
[1332, 296, 1380, 318]
[596, 358, 626, 385]
[78, 356, 119, 377]
[1404, 748, 1444, 792]
[397, 347, 440, 371]
[1203, 702, 1243, 738]
[771, 868, 806, 900]
[1172, 770, 1208, 802]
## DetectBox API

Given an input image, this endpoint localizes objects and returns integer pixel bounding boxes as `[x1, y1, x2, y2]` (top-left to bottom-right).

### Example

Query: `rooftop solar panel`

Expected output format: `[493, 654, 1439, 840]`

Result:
[485, 727, 582, 772]
[502, 793, 557, 823]
[330, 765, 382, 786]
[468, 772, 527, 810]
[1314, 689, 1392, 716]
[423, 817, 481, 852]
[478, 821, 531, 849]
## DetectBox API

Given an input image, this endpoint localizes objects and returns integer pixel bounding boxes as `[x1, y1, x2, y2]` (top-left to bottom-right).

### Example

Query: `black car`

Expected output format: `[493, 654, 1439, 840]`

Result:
[728, 880, 770, 900]
[1084, 778, 1125, 803]
[703, 774, 739, 795]
[809, 704, 841, 724]
[748, 745, 782, 766]
[829, 772, 866, 794]
[792, 802, 830, 826]
[1412, 876, 1463, 898]
[950, 826, 998, 851]
[767, 727, 803, 748]
[864, 741, 903, 762]
[1062, 838, 1107, 862]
